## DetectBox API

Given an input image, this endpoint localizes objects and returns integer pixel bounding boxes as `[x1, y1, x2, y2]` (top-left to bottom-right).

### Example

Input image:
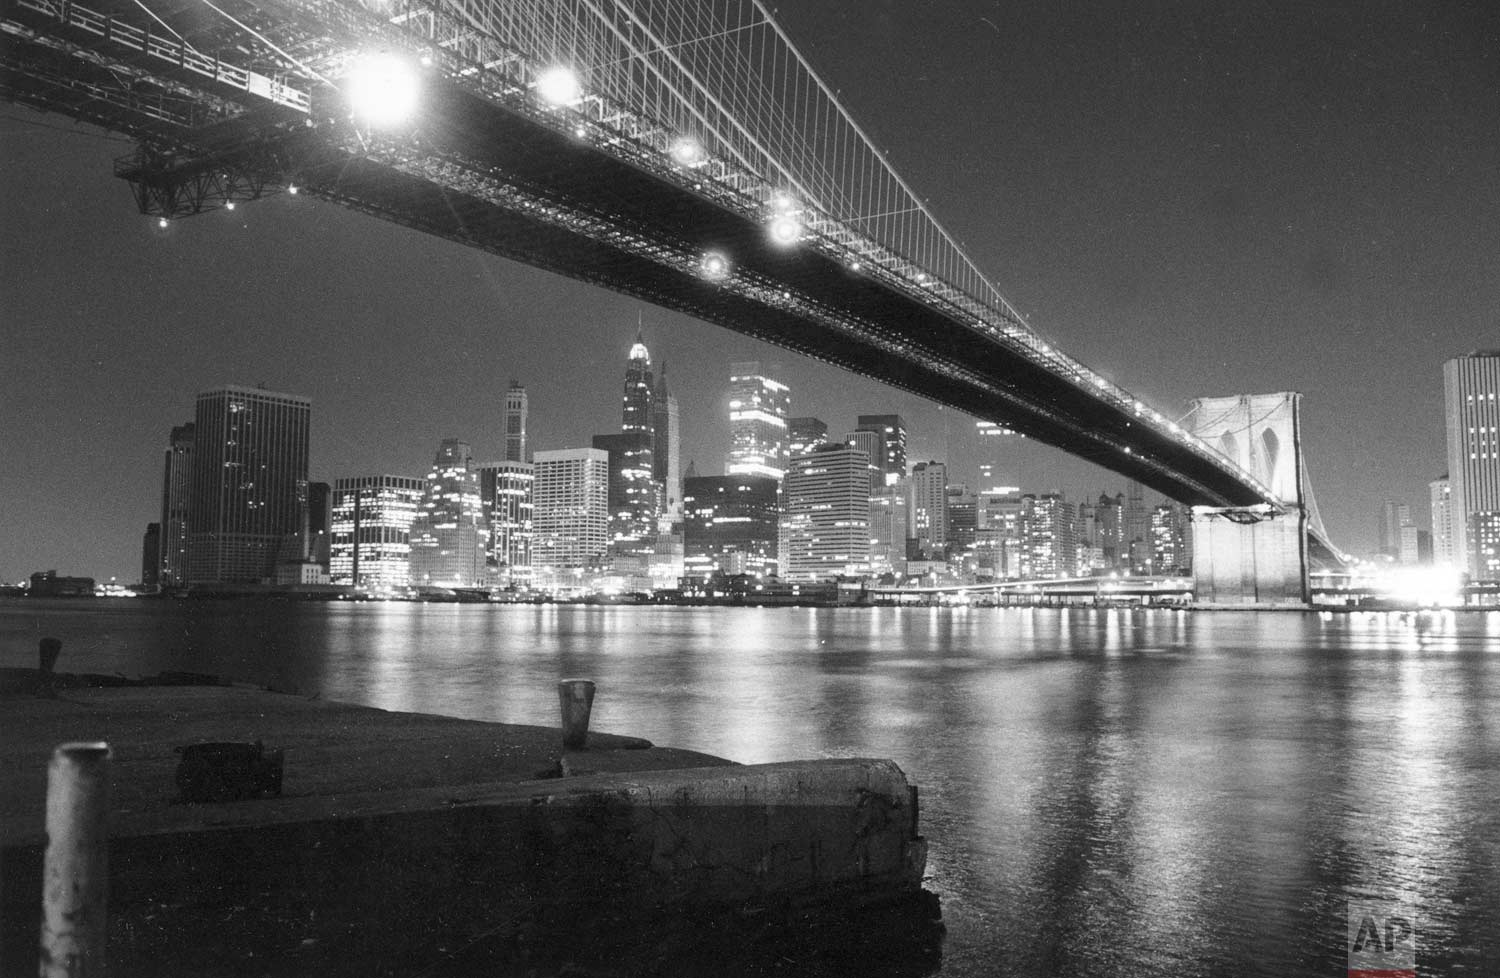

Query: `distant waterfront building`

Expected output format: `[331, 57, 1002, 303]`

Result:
[187, 386, 311, 585]
[1444, 351, 1500, 578]
[780, 444, 870, 581]
[141, 522, 161, 590]
[408, 439, 486, 587]
[476, 461, 534, 587]
[1095, 492, 1125, 570]
[946, 484, 977, 556]
[682, 474, 779, 579]
[788, 417, 828, 456]
[855, 415, 907, 486]
[1399, 525, 1430, 566]
[532, 448, 610, 580]
[503, 381, 528, 463]
[652, 363, 682, 527]
[869, 479, 910, 576]
[28, 570, 94, 597]
[908, 461, 948, 560]
[1021, 493, 1077, 579]
[1123, 481, 1149, 573]
[1473, 512, 1500, 580]
[595, 333, 661, 559]
[727, 361, 790, 480]
[1377, 499, 1412, 560]
[976, 488, 1024, 579]
[1430, 476, 1454, 568]
[330, 475, 425, 589]
[1150, 503, 1192, 576]
[159, 421, 194, 588]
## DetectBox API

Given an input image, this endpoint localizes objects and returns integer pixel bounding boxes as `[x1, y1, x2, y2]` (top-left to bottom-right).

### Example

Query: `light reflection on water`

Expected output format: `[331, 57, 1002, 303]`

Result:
[2, 601, 1497, 977]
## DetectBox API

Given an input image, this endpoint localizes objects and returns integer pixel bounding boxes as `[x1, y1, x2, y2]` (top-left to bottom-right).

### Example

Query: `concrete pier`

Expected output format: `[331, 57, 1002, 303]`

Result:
[0, 678, 931, 976]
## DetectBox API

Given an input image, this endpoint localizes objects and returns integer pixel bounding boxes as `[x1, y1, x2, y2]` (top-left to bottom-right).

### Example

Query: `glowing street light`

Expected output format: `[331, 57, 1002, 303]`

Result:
[536, 65, 581, 106]
[670, 134, 706, 166]
[700, 251, 730, 280]
[346, 51, 421, 126]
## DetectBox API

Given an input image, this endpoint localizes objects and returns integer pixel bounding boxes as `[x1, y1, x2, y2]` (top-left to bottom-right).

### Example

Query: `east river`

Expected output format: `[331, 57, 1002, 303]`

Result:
[3, 600, 1497, 977]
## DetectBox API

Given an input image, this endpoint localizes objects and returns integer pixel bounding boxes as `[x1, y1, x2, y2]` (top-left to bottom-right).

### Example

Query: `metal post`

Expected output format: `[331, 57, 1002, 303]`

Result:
[557, 679, 596, 750]
[40, 742, 112, 978]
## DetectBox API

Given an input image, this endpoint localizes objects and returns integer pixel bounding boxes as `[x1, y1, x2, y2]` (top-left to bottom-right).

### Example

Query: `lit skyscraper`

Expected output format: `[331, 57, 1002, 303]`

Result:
[330, 475, 425, 589]
[476, 461, 534, 587]
[1444, 351, 1500, 578]
[908, 461, 949, 560]
[780, 444, 871, 581]
[727, 361, 790, 480]
[159, 421, 194, 588]
[408, 439, 486, 587]
[788, 417, 828, 456]
[1022, 492, 1077, 579]
[1150, 502, 1192, 575]
[596, 331, 659, 553]
[682, 474, 780, 579]
[532, 448, 610, 578]
[503, 381, 528, 463]
[869, 479, 910, 576]
[856, 415, 907, 486]
[844, 429, 884, 489]
[1430, 475, 1453, 568]
[652, 362, 682, 526]
[187, 386, 310, 584]
[1377, 500, 1412, 560]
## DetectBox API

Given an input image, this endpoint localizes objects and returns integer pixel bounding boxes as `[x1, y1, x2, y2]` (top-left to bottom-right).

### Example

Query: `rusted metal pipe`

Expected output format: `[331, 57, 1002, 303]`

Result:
[557, 679, 596, 750]
[40, 742, 112, 978]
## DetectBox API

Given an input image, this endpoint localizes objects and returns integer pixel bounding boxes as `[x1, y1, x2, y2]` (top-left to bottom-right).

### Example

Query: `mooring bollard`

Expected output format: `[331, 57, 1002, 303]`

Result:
[40, 742, 111, 978]
[557, 679, 596, 749]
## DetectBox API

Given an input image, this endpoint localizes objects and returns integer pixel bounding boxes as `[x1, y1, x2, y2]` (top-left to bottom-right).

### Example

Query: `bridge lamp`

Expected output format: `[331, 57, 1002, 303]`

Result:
[288, 184, 299, 195]
[157, 217, 169, 229]
[536, 65, 581, 106]
[769, 214, 802, 246]
[346, 52, 421, 126]
[699, 251, 731, 281]
[670, 135, 706, 166]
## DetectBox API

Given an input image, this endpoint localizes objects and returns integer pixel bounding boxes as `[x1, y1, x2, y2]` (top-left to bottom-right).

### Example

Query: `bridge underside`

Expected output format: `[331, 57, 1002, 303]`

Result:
[1, 0, 1275, 508]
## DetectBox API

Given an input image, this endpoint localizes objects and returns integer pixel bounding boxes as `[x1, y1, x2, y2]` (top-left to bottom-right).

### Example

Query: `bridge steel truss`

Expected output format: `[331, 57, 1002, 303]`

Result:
[4, 0, 1288, 511]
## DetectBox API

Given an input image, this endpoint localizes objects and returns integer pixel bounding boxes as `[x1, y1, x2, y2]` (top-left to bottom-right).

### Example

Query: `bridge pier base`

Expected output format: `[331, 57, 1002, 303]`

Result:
[1190, 507, 1309, 607]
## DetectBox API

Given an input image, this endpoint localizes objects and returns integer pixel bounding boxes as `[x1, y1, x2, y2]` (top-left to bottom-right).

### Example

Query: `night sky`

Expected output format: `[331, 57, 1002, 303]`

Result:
[3, 0, 1497, 583]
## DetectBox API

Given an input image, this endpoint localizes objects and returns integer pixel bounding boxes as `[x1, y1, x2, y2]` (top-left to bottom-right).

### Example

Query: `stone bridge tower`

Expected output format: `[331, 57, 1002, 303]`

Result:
[1186, 392, 1309, 605]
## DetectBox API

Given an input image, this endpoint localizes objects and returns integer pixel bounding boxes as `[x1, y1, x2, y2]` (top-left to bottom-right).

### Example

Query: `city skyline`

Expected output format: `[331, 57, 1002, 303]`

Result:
[4, 3, 1498, 581]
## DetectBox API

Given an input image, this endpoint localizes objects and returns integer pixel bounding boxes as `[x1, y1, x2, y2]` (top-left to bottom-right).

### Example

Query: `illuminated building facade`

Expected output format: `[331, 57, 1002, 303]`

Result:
[1444, 351, 1500, 578]
[1150, 502, 1192, 575]
[1021, 492, 1077, 579]
[187, 386, 310, 584]
[789, 417, 828, 456]
[682, 475, 779, 578]
[408, 439, 486, 587]
[1430, 476, 1453, 568]
[532, 448, 610, 578]
[477, 461, 534, 587]
[908, 461, 948, 560]
[855, 415, 907, 486]
[330, 475, 425, 589]
[976, 489, 1023, 579]
[652, 363, 682, 526]
[844, 429, 884, 490]
[503, 381, 528, 463]
[780, 444, 870, 580]
[727, 361, 790, 480]
[869, 479, 909, 576]
[159, 421, 194, 588]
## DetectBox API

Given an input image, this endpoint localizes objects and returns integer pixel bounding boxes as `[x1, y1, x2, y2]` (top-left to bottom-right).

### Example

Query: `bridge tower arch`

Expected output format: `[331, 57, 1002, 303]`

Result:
[1185, 393, 1310, 606]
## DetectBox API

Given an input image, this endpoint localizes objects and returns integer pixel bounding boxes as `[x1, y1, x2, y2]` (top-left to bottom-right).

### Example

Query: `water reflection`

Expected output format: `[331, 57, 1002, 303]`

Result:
[3, 602, 1498, 977]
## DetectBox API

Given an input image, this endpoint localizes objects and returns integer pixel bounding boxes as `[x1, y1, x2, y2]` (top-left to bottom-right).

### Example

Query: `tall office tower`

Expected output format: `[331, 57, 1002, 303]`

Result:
[476, 461, 535, 587]
[1123, 480, 1149, 572]
[503, 381, 528, 463]
[855, 415, 907, 486]
[727, 361, 790, 480]
[1021, 492, 1077, 579]
[1075, 499, 1101, 573]
[682, 474, 780, 579]
[1472, 513, 1500, 579]
[1095, 492, 1124, 569]
[1377, 500, 1412, 559]
[908, 461, 949, 560]
[788, 417, 828, 456]
[187, 386, 311, 584]
[652, 363, 682, 526]
[159, 422, 194, 588]
[1430, 476, 1454, 568]
[976, 421, 1023, 493]
[408, 439, 485, 587]
[1399, 525, 1430, 565]
[868, 479, 909, 576]
[977, 489, 1024, 579]
[1445, 351, 1500, 577]
[597, 333, 659, 553]
[141, 522, 161, 590]
[780, 444, 871, 581]
[1150, 502, 1192, 576]
[844, 429, 884, 489]
[532, 448, 610, 579]
[946, 484, 977, 555]
[329, 475, 425, 589]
